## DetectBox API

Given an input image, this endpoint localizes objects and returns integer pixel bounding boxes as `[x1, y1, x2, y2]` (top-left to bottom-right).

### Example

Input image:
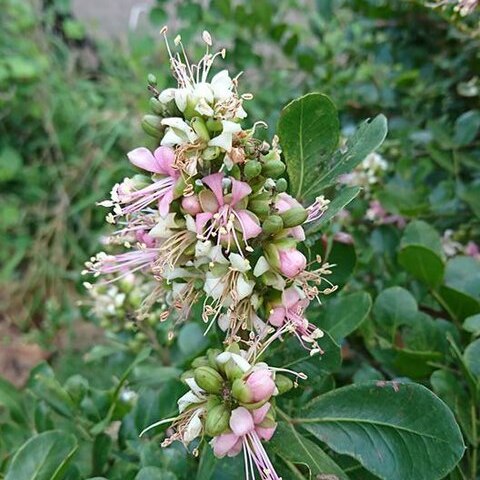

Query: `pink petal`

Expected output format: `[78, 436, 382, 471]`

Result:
[127, 147, 163, 174]
[158, 189, 174, 217]
[230, 178, 252, 206]
[195, 212, 213, 234]
[290, 226, 305, 241]
[202, 173, 225, 206]
[199, 190, 220, 213]
[282, 287, 301, 309]
[235, 210, 262, 240]
[276, 193, 301, 213]
[154, 146, 177, 177]
[230, 407, 254, 436]
[227, 438, 244, 457]
[252, 402, 271, 425]
[268, 307, 286, 327]
[255, 425, 277, 441]
[212, 433, 241, 458]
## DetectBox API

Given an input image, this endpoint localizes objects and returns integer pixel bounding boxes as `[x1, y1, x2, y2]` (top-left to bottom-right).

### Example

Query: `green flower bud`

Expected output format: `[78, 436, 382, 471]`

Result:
[194, 366, 224, 394]
[191, 356, 210, 368]
[207, 348, 222, 370]
[262, 215, 284, 235]
[231, 378, 253, 403]
[230, 164, 241, 180]
[244, 160, 262, 180]
[181, 370, 195, 383]
[275, 374, 294, 394]
[262, 160, 286, 178]
[205, 404, 231, 437]
[205, 395, 221, 410]
[242, 398, 269, 410]
[141, 114, 165, 139]
[191, 117, 210, 142]
[280, 207, 308, 228]
[206, 118, 222, 133]
[224, 358, 245, 382]
[248, 199, 271, 218]
[173, 176, 187, 198]
[276, 178, 288, 193]
[203, 146, 220, 161]
[149, 97, 164, 115]
[147, 73, 157, 86]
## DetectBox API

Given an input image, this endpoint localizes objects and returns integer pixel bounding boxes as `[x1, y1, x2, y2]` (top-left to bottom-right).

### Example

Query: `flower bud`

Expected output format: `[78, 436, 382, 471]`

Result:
[206, 118, 222, 133]
[245, 369, 276, 402]
[191, 117, 210, 142]
[147, 73, 157, 86]
[182, 195, 201, 215]
[203, 146, 220, 161]
[275, 178, 288, 192]
[262, 160, 285, 178]
[275, 374, 294, 394]
[205, 404, 231, 437]
[280, 207, 308, 228]
[194, 366, 224, 394]
[141, 115, 165, 139]
[191, 356, 209, 368]
[244, 160, 262, 180]
[224, 358, 246, 382]
[262, 215, 284, 235]
[149, 97, 164, 115]
[279, 248, 307, 278]
[207, 348, 223, 370]
[231, 378, 253, 403]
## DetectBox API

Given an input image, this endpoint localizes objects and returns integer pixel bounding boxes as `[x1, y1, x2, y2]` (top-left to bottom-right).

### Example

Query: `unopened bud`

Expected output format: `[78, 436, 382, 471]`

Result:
[280, 207, 308, 228]
[224, 358, 245, 381]
[276, 178, 288, 193]
[147, 73, 157, 86]
[207, 348, 223, 370]
[262, 160, 285, 178]
[173, 177, 187, 198]
[191, 117, 210, 142]
[203, 146, 220, 161]
[141, 115, 165, 138]
[275, 374, 294, 394]
[205, 404, 231, 437]
[206, 118, 222, 133]
[149, 97, 164, 115]
[248, 199, 270, 218]
[231, 378, 253, 403]
[244, 160, 262, 180]
[262, 215, 284, 235]
[191, 356, 209, 368]
[181, 370, 195, 382]
[194, 366, 224, 394]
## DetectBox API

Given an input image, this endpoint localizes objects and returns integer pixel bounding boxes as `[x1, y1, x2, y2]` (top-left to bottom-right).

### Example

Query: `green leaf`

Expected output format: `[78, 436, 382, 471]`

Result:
[454, 110, 480, 147]
[464, 339, 480, 380]
[463, 313, 480, 336]
[299, 382, 465, 480]
[438, 285, 480, 322]
[316, 291, 372, 342]
[0, 376, 26, 424]
[278, 93, 340, 202]
[5, 431, 78, 480]
[177, 323, 209, 358]
[269, 422, 349, 479]
[135, 467, 177, 480]
[444, 256, 480, 298]
[307, 114, 388, 196]
[306, 186, 361, 233]
[398, 221, 445, 287]
[373, 286, 417, 336]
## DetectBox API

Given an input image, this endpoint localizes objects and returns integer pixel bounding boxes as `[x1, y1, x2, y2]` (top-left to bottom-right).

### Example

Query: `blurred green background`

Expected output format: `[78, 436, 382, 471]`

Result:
[0, 0, 479, 478]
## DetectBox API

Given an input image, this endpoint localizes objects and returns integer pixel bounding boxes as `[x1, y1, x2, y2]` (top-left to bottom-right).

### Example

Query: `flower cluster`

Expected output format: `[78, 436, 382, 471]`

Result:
[85, 29, 336, 479]
[429, 0, 479, 15]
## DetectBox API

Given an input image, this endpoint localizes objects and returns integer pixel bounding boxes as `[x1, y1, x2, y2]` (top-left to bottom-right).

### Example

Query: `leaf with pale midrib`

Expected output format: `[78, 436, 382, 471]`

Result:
[297, 381, 465, 480]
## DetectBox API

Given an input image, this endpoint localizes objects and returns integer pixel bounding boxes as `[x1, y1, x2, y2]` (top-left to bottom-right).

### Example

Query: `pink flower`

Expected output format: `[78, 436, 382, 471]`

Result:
[278, 248, 306, 278]
[245, 368, 276, 403]
[211, 404, 280, 479]
[196, 173, 262, 251]
[465, 241, 480, 259]
[268, 287, 323, 354]
[366, 200, 405, 229]
[275, 193, 305, 240]
[114, 146, 179, 217]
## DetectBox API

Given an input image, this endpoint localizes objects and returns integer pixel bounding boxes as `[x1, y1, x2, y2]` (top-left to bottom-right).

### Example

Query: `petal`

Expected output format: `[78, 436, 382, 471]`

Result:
[127, 147, 163, 174]
[195, 212, 214, 235]
[253, 256, 270, 277]
[252, 402, 271, 424]
[153, 146, 176, 177]
[227, 438, 243, 457]
[211, 70, 233, 101]
[183, 409, 203, 443]
[236, 275, 254, 300]
[230, 407, 254, 436]
[199, 189, 220, 213]
[255, 425, 277, 441]
[229, 253, 251, 272]
[158, 189, 174, 218]
[290, 226, 305, 241]
[235, 210, 262, 240]
[208, 132, 233, 152]
[202, 172, 225, 206]
[268, 307, 286, 327]
[221, 120, 242, 134]
[282, 287, 301, 309]
[211, 433, 240, 458]
[230, 178, 252, 205]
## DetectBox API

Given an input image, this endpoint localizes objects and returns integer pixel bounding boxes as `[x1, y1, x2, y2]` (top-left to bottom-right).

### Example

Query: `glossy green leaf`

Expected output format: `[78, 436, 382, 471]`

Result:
[5, 431, 78, 480]
[269, 422, 349, 479]
[464, 339, 480, 380]
[299, 381, 465, 480]
[135, 467, 177, 480]
[463, 313, 480, 336]
[316, 291, 372, 342]
[278, 93, 340, 202]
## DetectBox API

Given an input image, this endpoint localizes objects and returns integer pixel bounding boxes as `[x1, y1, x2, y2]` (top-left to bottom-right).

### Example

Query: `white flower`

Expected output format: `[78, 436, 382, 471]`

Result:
[236, 275, 254, 300]
[208, 120, 242, 152]
[161, 117, 198, 146]
[216, 351, 251, 372]
[204, 272, 225, 300]
[229, 253, 251, 273]
[211, 70, 233, 102]
[183, 409, 204, 443]
[150, 213, 179, 238]
[253, 256, 270, 277]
